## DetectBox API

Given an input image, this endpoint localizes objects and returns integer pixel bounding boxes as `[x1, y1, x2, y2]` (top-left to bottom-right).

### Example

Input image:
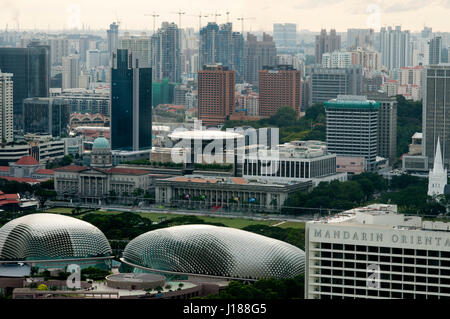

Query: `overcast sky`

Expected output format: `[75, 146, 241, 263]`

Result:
[2, 0, 449, 33]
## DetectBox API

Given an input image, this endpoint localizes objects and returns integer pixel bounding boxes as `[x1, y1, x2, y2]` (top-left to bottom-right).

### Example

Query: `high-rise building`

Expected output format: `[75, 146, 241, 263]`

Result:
[0, 42, 50, 129]
[120, 32, 152, 68]
[305, 203, 450, 299]
[367, 93, 398, 165]
[151, 22, 181, 83]
[62, 55, 80, 90]
[273, 23, 297, 53]
[346, 29, 374, 50]
[244, 33, 277, 86]
[315, 29, 341, 64]
[258, 65, 302, 118]
[86, 49, 110, 69]
[325, 95, 379, 171]
[111, 49, 152, 151]
[107, 22, 119, 56]
[428, 36, 442, 65]
[423, 65, 450, 168]
[310, 65, 362, 104]
[198, 64, 235, 126]
[46, 38, 69, 65]
[379, 26, 412, 70]
[0, 70, 13, 143]
[23, 97, 70, 137]
[321, 51, 352, 68]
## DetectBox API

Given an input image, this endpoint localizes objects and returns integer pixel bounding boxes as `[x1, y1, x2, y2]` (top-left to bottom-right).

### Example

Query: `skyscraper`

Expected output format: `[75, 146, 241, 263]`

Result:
[107, 22, 119, 57]
[0, 41, 50, 129]
[315, 29, 341, 64]
[244, 33, 277, 86]
[423, 64, 450, 168]
[120, 32, 152, 68]
[325, 95, 379, 171]
[346, 29, 374, 50]
[273, 23, 297, 53]
[111, 49, 152, 151]
[428, 36, 442, 65]
[198, 64, 235, 126]
[258, 65, 302, 118]
[379, 26, 412, 70]
[62, 55, 80, 89]
[151, 22, 181, 83]
[0, 70, 13, 143]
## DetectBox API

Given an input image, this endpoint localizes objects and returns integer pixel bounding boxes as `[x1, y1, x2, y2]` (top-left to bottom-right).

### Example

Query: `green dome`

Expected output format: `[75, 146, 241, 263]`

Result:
[93, 137, 110, 149]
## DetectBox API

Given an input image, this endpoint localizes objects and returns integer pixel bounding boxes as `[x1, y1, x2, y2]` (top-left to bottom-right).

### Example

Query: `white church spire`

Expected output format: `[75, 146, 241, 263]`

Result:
[428, 137, 447, 197]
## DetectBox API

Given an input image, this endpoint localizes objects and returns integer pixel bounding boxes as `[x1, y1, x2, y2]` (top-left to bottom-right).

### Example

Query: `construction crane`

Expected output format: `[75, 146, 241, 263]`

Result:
[211, 12, 221, 23]
[144, 12, 159, 34]
[188, 13, 209, 32]
[225, 11, 230, 23]
[171, 10, 186, 28]
[236, 16, 255, 35]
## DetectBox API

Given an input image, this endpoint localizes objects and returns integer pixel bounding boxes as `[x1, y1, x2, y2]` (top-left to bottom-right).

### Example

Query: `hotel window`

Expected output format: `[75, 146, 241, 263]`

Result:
[333, 244, 343, 250]
[356, 245, 366, 252]
[392, 248, 402, 254]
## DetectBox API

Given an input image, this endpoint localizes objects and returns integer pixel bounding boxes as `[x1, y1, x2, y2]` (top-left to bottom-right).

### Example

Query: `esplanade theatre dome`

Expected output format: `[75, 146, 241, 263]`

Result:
[121, 224, 305, 280]
[0, 214, 112, 268]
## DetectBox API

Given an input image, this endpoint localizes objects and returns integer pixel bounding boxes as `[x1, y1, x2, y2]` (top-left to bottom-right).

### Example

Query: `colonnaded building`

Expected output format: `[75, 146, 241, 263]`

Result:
[54, 136, 154, 203]
[305, 204, 450, 299]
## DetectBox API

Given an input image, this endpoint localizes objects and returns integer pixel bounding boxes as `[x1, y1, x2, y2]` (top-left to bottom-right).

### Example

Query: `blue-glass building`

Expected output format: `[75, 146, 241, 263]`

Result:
[111, 49, 152, 151]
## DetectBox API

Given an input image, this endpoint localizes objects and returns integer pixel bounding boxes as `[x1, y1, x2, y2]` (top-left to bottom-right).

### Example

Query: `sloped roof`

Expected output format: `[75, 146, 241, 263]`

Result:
[15, 156, 39, 166]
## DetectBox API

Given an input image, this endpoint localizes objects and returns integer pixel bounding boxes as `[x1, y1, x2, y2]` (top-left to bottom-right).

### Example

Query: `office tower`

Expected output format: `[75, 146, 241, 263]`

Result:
[379, 26, 412, 70]
[198, 64, 235, 126]
[315, 29, 341, 64]
[107, 22, 119, 56]
[301, 76, 312, 110]
[321, 51, 352, 68]
[421, 26, 433, 39]
[310, 65, 362, 104]
[346, 29, 374, 50]
[78, 36, 90, 63]
[258, 65, 302, 118]
[273, 23, 297, 53]
[54, 89, 110, 116]
[0, 70, 13, 143]
[86, 49, 110, 69]
[151, 22, 181, 83]
[120, 32, 152, 68]
[0, 42, 50, 129]
[199, 22, 220, 68]
[62, 55, 80, 89]
[23, 97, 70, 137]
[46, 38, 69, 65]
[305, 203, 450, 299]
[244, 33, 277, 86]
[231, 32, 245, 83]
[111, 49, 152, 151]
[423, 65, 450, 168]
[325, 95, 379, 171]
[367, 93, 398, 165]
[429, 36, 442, 65]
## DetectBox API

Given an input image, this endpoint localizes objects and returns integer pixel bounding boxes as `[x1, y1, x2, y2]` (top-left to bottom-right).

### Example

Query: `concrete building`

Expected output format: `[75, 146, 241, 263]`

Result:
[429, 36, 442, 65]
[52, 88, 110, 116]
[322, 51, 352, 69]
[379, 26, 412, 70]
[120, 32, 152, 68]
[197, 64, 235, 126]
[423, 64, 450, 168]
[244, 33, 277, 86]
[107, 22, 119, 57]
[315, 29, 341, 64]
[154, 175, 312, 212]
[62, 55, 80, 90]
[273, 23, 297, 54]
[258, 65, 302, 117]
[46, 38, 69, 66]
[305, 204, 450, 299]
[151, 23, 181, 83]
[325, 95, 379, 171]
[0, 70, 13, 144]
[311, 66, 362, 104]
[86, 49, 109, 69]
[243, 140, 347, 186]
[346, 29, 374, 50]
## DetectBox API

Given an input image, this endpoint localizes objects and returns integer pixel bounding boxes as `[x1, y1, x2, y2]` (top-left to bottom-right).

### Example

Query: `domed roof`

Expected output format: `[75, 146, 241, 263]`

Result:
[122, 224, 305, 280]
[92, 137, 110, 149]
[0, 213, 112, 261]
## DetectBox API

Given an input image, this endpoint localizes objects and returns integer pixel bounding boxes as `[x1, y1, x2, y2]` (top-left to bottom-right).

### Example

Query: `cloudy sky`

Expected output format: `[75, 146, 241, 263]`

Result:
[2, 0, 449, 32]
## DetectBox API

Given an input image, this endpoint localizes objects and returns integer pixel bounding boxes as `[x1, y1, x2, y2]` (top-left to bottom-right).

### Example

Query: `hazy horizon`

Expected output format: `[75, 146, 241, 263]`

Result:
[2, 0, 450, 33]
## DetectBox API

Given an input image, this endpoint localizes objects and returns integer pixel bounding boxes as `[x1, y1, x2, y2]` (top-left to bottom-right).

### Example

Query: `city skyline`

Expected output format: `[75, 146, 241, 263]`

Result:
[3, 0, 450, 33]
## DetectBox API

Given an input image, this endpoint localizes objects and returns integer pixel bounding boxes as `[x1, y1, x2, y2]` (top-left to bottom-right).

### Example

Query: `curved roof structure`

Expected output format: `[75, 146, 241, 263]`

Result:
[168, 130, 244, 141]
[122, 224, 305, 280]
[0, 214, 112, 261]
[92, 137, 110, 149]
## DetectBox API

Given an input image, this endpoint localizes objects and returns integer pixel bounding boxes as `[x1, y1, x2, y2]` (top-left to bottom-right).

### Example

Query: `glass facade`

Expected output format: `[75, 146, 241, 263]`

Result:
[122, 224, 305, 280]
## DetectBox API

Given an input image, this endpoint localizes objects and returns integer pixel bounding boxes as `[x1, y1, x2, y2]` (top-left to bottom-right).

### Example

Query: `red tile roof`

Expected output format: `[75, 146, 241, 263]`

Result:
[0, 176, 41, 184]
[34, 169, 55, 175]
[15, 156, 39, 166]
[0, 166, 9, 172]
[108, 168, 151, 175]
[0, 194, 19, 201]
[54, 165, 88, 172]
[0, 199, 20, 206]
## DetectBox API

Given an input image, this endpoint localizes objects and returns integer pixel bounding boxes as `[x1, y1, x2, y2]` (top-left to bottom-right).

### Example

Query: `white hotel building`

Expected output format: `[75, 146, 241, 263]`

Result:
[306, 204, 450, 299]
